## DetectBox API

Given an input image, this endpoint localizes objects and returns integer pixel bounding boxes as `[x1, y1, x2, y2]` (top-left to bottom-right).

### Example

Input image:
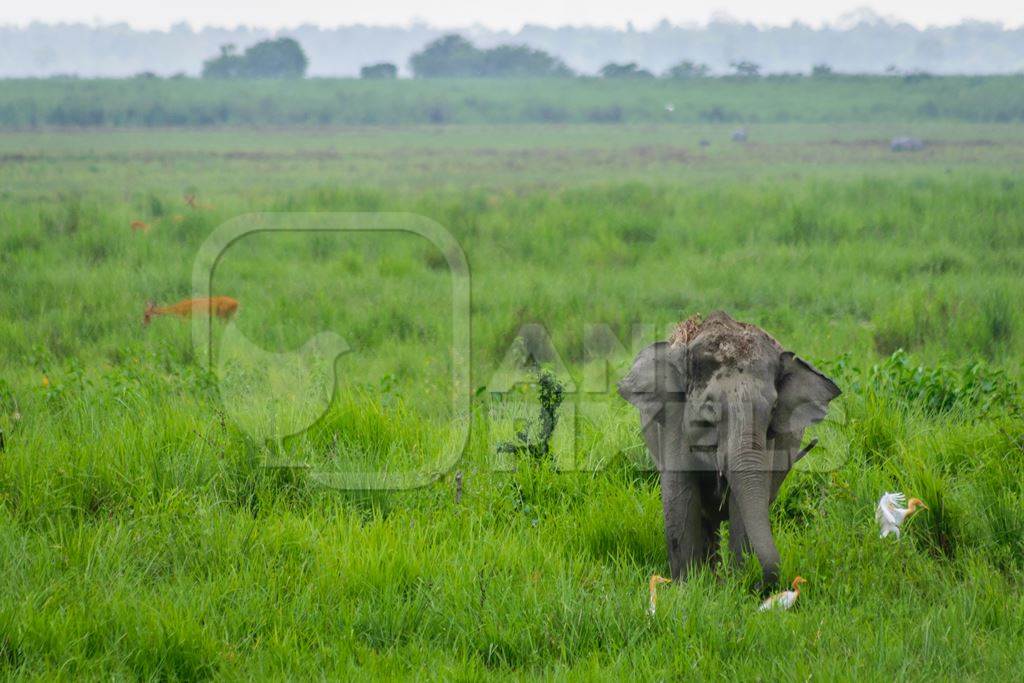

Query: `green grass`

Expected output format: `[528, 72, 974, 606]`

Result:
[1, 121, 1024, 678]
[2, 74, 1024, 128]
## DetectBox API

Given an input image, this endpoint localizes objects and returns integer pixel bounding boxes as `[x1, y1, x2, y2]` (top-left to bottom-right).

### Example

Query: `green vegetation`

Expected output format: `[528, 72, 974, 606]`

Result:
[409, 35, 573, 79]
[360, 63, 398, 80]
[600, 63, 655, 79]
[1, 122, 1023, 677]
[201, 38, 309, 79]
[3, 75, 1024, 127]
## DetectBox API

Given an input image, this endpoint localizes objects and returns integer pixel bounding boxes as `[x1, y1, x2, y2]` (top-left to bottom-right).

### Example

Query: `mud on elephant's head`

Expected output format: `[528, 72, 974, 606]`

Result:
[618, 310, 841, 586]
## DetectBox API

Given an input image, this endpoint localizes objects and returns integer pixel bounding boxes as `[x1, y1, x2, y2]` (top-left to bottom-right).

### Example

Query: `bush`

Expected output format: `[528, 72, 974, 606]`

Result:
[729, 60, 761, 78]
[832, 350, 1019, 417]
[360, 63, 398, 79]
[664, 60, 710, 79]
[599, 63, 654, 79]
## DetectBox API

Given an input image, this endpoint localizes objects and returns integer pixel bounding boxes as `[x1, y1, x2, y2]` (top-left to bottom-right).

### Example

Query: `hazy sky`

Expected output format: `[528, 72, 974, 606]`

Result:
[3, 1, 1022, 30]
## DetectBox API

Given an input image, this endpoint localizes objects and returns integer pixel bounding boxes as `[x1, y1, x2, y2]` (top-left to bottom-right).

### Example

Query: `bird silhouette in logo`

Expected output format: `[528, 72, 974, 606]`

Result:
[216, 320, 350, 451]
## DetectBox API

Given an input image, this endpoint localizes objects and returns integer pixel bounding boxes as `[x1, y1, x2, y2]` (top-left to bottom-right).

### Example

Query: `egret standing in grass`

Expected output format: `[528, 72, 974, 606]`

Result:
[647, 574, 671, 616]
[759, 576, 807, 611]
[876, 492, 928, 539]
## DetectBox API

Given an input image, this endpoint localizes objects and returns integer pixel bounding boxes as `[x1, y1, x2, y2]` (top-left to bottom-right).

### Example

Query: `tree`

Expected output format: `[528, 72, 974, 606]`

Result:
[811, 63, 833, 78]
[409, 35, 483, 78]
[600, 62, 654, 79]
[665, 60, 710, 79]
[361, 62, 398, 79]
[409, 35, 573, 78]
[729, 60, 761, 78]
[202, 38, 308, 79]
[240, 38, 308, 78]
[202, 44, 245, 79]
[479, 44, 573, 77]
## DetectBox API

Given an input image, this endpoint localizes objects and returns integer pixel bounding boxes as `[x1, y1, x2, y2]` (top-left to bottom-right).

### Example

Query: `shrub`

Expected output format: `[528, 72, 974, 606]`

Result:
[834, 349, 1020, 417]
[360, 63, 398, 79]
[599, 63, 654, 79]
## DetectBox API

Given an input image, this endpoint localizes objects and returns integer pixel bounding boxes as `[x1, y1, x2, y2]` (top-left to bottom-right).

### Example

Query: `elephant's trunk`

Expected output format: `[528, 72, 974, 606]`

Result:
[721, 385, 780, 588]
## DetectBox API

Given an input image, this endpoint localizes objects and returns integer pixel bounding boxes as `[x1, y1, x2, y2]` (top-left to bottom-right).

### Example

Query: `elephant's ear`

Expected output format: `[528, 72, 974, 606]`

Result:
[618, 342, 687, 469]
[618, 342, 686, 417]
[771, 352, 841, 439]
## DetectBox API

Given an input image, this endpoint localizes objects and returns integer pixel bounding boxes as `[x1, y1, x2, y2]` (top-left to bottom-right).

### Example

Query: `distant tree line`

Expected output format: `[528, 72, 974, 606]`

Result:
[374, 35, 842, 80]
[5, 15, 1024, 78]
[193, 32, 1017, 82]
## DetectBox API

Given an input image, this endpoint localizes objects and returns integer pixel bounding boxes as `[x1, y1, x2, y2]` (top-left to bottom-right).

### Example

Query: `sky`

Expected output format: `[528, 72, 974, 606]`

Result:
[2, 2, 1022, 31]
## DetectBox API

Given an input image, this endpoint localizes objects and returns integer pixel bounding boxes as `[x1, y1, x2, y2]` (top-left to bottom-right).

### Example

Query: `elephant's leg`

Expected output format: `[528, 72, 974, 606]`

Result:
[660, 469, 705, 581]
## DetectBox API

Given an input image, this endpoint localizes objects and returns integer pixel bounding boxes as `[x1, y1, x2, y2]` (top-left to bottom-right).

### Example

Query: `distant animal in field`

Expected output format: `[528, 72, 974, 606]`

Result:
[619, 311, 841, 591]
[699, 139, 711, 148]
[759, 576, 806, 611]
[876, 492, 928, 538]
[664, 103, 675, 113]
[731, 128, 748, 142]
[890, 137, 925, 152]
[216, 321, 349, 447]
[130, 220, 149, 233]
[143, 296, 239, 325]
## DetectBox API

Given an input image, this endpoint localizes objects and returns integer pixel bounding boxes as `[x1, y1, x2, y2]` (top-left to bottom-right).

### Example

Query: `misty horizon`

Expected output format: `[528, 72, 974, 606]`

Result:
[3, 3, 1024, 32]
[3, 8, 1024, 32]
[2, 10, 1023, 78]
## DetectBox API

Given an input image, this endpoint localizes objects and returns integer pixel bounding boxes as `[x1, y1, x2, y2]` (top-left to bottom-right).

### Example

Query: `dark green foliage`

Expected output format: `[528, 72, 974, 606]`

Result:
[600, 62, 654, 79]
[410, 35, 480, 78]
[829, 350, 1019, 417]
[360, 62, 398, 79]
[409, 34, 572, 78]
[730, 61, 761, 78]
[665, 60, 710, 79]
[496, 369, 566, 462]
[202, 38, 308, 79]
[481, 45, 574, 78]
[201, 45, 245, 79]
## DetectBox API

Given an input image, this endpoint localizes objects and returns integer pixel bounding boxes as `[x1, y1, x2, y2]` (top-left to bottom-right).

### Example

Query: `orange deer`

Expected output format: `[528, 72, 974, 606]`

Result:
[131, 220, 149, 233]
[143, 296, 239, 325]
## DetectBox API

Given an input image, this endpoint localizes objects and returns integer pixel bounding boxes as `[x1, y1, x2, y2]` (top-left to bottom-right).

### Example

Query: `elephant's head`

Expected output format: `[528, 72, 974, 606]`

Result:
[618, 311, 840, 586]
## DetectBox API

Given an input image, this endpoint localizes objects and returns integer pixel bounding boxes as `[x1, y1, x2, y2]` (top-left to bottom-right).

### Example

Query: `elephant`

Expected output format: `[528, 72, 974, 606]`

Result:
[618, 311, 841, 590]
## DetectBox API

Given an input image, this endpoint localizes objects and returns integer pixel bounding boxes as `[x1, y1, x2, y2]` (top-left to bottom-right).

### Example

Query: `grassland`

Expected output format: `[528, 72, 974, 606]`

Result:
[1, 120, 1024, 679]
[2, 75, 1024, 128]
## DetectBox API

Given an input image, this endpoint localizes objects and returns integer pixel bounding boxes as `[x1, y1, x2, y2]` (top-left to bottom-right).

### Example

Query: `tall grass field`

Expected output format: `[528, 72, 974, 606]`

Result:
[1, 118, 1023, 678]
